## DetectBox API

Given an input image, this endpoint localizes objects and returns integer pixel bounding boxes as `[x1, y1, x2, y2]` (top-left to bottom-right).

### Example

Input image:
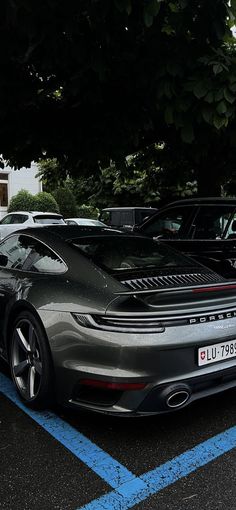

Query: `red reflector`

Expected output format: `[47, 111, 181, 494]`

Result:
[192, 284, 236, 293]
[80, 379, 147, 391]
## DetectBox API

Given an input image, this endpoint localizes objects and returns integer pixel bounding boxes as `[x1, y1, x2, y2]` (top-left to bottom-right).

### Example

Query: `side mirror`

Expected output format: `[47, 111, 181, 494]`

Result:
[133, 225, 140, 232]
[0, 254, 8, 267]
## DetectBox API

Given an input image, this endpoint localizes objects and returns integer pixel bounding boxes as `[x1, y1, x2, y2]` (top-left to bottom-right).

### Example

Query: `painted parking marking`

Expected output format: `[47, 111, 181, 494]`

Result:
[79, 425, 236, 510]
[0, 372, 137, 489]
[1, 370, 236, 510]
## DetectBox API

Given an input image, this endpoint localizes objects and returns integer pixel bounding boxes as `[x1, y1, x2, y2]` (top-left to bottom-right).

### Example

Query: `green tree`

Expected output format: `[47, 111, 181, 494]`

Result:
[34, 192, 59, 213]
[76, 205, 99, 219]
[2, 1, 236, 194]
[37, 159, 67, 193]
[53, 187, 77, 217]
[37, 153, 197, 208]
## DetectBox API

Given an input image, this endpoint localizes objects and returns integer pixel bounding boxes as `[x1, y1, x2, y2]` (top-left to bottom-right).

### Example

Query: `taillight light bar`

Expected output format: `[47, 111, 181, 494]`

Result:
[192, 284, 236, 293]
[80, 379, 147, 391]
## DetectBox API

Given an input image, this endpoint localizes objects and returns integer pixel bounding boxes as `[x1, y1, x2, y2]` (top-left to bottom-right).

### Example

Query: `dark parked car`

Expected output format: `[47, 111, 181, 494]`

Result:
[1, 225, 236, 416]
[137, 198, 236, 277]
[99, 207, 157, 230]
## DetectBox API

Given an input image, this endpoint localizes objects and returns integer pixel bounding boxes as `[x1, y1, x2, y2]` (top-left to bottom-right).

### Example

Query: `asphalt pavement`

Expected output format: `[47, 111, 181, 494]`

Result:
[1, 359, 236, 510]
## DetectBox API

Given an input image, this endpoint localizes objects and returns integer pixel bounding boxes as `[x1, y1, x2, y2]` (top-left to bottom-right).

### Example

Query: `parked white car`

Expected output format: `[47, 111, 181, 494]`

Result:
[0, 211, 65, 239]
[65, 218, 107, 227]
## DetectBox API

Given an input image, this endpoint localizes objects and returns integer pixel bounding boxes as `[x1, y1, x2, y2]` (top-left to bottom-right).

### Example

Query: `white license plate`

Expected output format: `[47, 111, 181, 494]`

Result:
[198, 340, 236, 366]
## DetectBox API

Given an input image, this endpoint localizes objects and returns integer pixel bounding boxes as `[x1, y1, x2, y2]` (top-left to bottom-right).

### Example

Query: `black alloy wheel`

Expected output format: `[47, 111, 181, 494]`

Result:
[10, 311, 53, 408]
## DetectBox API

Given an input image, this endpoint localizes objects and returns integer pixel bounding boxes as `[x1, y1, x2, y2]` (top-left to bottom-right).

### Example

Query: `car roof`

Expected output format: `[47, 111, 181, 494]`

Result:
[101, 207, 157, 211]
[164, 197, 236, 207]
[4, 211, 63, 216]
[65, 218, 102, 221]
[30, 211, 63, 216]
[15, 225, 123, 240]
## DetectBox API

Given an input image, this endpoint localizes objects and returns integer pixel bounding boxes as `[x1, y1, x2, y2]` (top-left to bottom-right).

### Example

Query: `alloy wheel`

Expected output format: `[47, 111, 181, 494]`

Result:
[11, 319, 43, 400]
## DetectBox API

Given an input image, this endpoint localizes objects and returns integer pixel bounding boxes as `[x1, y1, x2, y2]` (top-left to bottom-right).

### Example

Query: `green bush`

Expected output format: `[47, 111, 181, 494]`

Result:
[8, 189, 36, 212]
[53, 187, 77, 217]
[34, 192, 59, 213]
[76, 204, 99, 219]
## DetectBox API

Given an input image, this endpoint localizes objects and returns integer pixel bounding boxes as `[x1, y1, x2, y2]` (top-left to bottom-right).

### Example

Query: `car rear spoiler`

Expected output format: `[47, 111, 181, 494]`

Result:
[114, 281, 236, 296]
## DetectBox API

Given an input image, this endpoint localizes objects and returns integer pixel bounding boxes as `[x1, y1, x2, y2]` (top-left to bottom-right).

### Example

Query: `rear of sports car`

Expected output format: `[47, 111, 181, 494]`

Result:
[40, 234, 236, 416]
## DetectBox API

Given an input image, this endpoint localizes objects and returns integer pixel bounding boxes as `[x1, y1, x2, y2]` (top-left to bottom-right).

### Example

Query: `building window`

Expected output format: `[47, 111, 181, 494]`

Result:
[0, 175, 8, 207]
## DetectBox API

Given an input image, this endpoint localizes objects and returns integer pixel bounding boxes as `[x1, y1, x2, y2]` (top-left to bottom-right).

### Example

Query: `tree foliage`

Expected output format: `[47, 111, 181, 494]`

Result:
[1, 1, 236, 194]
[39, 151, 197, 209]
[76, 204, 99, 219]
[52, 187, 77, 218]
[34, 192, 59, 213]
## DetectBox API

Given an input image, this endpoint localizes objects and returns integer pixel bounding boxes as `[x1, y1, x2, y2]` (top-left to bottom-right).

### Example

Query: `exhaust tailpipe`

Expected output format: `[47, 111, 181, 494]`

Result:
[166, 389, 190, 409]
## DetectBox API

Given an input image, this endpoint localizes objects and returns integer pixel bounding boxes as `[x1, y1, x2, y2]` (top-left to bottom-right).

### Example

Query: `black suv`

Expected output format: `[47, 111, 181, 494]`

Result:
[99, 207, 157, 230]
[137, 198, 236, 277]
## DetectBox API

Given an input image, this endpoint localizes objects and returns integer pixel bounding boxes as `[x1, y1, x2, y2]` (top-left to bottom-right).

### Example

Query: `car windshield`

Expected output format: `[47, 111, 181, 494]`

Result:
[71, 236, 195, 271]
[33, 216, 64, 224]
[78, 219, 105, 226]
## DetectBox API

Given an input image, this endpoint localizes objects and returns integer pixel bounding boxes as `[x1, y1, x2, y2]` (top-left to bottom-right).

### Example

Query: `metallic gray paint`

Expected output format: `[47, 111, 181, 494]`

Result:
[1, 225, 236, 415]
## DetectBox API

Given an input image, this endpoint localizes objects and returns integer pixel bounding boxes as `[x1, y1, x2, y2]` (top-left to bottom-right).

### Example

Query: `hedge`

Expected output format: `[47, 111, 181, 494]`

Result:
[8, 189, 59, 213]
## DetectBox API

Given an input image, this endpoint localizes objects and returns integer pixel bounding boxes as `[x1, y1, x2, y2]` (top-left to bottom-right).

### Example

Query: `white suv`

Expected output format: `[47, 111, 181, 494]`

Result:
[0, 211, 65, 239]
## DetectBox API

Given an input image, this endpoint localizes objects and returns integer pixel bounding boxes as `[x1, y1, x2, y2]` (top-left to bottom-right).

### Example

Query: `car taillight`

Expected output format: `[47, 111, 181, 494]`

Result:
[80, 379, 147, 391]
[72, 313, 164, 333]
[192, 284, 236, 293]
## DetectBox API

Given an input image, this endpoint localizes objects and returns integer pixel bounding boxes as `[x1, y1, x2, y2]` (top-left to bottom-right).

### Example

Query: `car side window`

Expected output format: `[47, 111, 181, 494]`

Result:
[0, 235, 31, 269]
[138, 210, 154, 224]
[119, 211, 133, 226]
[11, 214, 28, 224]
[192, 206, 234, 240]
[22, 237, 66, 273]
[111, 211, 121, 226]
[0, 214, 13, 224]
[224, 211, 236, 239]
[143, 207, 191, 238]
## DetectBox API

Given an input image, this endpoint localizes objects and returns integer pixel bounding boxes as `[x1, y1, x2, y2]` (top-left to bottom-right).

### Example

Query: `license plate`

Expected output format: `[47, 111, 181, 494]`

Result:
[198, 340, 236, 366]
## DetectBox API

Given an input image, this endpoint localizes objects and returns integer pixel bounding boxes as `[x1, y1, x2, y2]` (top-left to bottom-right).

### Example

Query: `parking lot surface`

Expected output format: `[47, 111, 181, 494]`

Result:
[1, 359, 236, 510]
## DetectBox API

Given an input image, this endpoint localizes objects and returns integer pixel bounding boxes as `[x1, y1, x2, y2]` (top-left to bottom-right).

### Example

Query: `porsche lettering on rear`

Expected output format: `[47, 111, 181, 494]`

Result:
[189, 311, 236, 324]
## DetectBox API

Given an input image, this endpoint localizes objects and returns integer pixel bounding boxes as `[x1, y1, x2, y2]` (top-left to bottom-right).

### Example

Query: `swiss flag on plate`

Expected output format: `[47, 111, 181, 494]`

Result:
[200, 351, 206, 360]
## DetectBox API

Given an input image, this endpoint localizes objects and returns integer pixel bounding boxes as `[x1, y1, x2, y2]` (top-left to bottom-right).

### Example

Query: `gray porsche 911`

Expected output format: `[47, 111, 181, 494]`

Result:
[1, 225, 236, 416]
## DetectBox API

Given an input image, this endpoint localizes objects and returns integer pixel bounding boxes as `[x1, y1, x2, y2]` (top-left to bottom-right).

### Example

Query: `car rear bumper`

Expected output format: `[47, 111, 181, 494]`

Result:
[38, 309, 236, 415]
[60, 364, 236, 416]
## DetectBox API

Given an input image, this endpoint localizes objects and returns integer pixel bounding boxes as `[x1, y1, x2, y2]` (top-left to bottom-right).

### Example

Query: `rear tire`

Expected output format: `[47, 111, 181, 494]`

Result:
[10, 310, 54, 409]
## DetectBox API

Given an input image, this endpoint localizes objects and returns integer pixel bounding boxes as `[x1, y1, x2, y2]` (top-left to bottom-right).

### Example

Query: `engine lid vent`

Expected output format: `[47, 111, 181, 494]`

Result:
[121, 272, 222, 291]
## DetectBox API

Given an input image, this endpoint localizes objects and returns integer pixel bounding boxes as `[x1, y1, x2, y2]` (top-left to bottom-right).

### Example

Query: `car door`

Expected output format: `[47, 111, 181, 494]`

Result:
[220, 209, 236, 276]
[0, 234, 32, 356]
[0, 213, 29, 239]
[140, 204, 236, 276]
[173, 205, 236, 275]
[140, 205, 196, 246]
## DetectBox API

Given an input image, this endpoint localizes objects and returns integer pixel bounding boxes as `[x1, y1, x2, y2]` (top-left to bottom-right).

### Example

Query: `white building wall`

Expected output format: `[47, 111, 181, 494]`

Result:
[0, 163, 42, 218]
[9, 163, 42, 197]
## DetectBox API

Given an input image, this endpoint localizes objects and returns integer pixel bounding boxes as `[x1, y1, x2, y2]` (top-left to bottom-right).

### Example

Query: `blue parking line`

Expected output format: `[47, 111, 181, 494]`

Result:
[79, 425, 236, 510]
[0, 372, 137, 489]
[2, 370, 236, 510]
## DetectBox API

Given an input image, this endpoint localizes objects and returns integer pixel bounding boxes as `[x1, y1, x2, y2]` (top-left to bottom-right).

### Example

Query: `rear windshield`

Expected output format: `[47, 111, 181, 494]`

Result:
[33, 216, 64, 224]
[70, 236, 195, 271]
[77, 219, 105, 226]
